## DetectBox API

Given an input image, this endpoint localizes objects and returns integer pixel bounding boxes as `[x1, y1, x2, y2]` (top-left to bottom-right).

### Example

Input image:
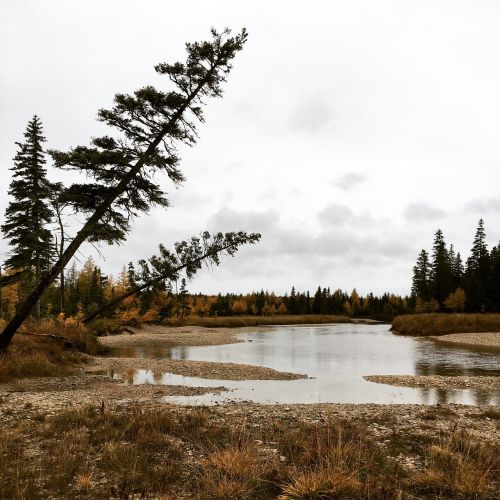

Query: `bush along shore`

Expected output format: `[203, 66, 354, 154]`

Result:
[392, 313, 500, 336]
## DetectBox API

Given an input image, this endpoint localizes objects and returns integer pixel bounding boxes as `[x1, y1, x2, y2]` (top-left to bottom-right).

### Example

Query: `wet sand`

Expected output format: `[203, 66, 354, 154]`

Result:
[100, 324, 272, 348]
[364, 374, 500, 391]
[89, 356, 308, 381]
[430, 331, 500, 349]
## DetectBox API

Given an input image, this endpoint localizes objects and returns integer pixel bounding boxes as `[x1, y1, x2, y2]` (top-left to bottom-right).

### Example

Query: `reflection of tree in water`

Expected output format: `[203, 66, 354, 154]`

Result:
[472, 390, 499, 406]
[414, 343, 500, 376]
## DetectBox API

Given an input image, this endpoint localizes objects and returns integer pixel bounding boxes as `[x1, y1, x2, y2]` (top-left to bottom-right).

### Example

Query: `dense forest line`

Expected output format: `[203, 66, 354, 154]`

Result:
[411, 219, 500, 313]
[0, 255, 411, 322]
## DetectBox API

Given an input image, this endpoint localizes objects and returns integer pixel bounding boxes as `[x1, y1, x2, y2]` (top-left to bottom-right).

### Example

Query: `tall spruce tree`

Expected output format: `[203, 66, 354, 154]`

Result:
[429, 229, 453, 306]
[449, 245, 464, 291]
[488, 243, 500, 311]
[0, 28, 248, 351]
[411, 249, 431, 301]
[463, 219, 490, 311]
[1, 115, 54, 318]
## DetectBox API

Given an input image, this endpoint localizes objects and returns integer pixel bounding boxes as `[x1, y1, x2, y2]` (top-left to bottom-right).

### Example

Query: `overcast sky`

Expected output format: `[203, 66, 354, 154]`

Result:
[1, 1, 500, 296]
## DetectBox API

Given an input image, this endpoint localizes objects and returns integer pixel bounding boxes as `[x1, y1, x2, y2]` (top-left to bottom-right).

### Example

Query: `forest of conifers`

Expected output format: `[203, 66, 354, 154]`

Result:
[411, 219, 500, 313]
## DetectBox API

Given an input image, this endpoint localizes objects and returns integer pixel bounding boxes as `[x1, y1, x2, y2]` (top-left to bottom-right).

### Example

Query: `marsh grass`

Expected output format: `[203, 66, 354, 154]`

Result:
[0, 405, 498, 499]
[0, 318, 104, 382]
[413, 430, 500, 498]
[161, 314, 351, 328]
[392, 313, 500, 336]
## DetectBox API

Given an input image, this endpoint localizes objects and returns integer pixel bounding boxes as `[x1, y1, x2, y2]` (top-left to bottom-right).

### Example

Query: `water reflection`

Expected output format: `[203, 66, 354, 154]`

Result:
[109, 324, 500, 406]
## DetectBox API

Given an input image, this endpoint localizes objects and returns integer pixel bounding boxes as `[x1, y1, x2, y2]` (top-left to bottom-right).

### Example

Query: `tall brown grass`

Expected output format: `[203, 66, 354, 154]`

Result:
[392, 313, 500, 336]
[161, 314, 351, 328]
[0, 318, 103, 382]
[1, 405, 498, 499]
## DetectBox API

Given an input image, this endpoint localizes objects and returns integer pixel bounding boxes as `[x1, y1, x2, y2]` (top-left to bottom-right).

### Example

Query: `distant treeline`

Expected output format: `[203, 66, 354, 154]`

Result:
[411, 219, 500, 312]
[0, 256, 412, 322]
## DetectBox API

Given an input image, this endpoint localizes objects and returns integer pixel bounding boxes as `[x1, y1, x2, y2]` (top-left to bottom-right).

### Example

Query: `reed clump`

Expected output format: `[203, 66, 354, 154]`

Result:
[161, 314, 351, 328]
[392, 313, 500, 336]
[0, 318, 102, 381]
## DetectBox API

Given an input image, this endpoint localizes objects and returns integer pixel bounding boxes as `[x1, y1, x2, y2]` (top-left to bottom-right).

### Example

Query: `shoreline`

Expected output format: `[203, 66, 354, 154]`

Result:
[430, 331, 500, 349]
[364, 374, 500, 391]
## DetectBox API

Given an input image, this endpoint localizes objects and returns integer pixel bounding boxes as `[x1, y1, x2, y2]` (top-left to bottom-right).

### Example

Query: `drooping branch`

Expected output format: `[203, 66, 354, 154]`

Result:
[83, 231, 260, 323]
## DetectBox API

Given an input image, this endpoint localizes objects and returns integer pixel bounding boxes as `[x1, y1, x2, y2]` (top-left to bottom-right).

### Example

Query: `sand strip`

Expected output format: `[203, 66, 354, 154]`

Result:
[430, 332, 500, 349]
[364, 375, 500, 391]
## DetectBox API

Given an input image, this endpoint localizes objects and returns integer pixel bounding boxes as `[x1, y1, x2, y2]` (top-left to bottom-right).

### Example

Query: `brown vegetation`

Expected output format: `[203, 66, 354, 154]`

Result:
[159, 314, 351, 328]
[0, 404, 498, 498]
[392, 313, 500, 336]
[0, 318, 102, 382]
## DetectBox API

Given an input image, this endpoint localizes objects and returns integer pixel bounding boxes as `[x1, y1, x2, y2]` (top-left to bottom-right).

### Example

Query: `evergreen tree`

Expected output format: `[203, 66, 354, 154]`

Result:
[487, 243, 500, 311]
[178, 278, 189, 318]
[304, 290, 311, 314]
[463, 219, 490, 311]
[127, 262, 137, 290]
[411, 250, 431, 301]
[312, 286, 322, 314]
[429, 229, 453, 306]
[1, 116, 54, 317]
[450, 246, 464, 291]
[288, 286, 297, 315]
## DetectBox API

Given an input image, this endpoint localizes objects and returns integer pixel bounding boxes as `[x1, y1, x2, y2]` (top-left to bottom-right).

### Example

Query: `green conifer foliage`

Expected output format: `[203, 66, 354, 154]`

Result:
[488, 243, 500, 311]
[429, 229, 453, 306]
[411, 249, 431, 301]
[1, 116, 54, 316]
[464, 219, 491, 311]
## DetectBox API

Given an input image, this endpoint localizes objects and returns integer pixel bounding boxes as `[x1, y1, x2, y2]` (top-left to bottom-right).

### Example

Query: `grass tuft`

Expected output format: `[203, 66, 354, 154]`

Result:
[160, 314, 351, 328]
[392, 313, 500, 336]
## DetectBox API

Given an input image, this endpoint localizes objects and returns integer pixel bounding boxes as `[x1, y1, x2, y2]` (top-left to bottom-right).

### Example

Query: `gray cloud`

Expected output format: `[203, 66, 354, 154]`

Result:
[206, 207, 413, 263]
[317, 203, 353, 226]
[289, 94, 333, 133]
[333, 173, 366, 191]
[403, 203, 446, 223]
[464, 197, 500, 213]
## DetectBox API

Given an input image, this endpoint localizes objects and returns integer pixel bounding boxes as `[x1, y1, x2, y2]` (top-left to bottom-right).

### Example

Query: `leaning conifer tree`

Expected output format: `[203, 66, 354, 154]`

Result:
[0, 28, 248, 352]
[1, 115, 54, 318]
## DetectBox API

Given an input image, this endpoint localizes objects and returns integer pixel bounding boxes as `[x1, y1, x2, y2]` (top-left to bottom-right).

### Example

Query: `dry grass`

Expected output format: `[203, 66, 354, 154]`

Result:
[392, 313, 500, 336]
[413, 430, 500, 498]
[0, 405, 498, 499]
[162, 314, 351, 328]
[0, 318, 103, 382]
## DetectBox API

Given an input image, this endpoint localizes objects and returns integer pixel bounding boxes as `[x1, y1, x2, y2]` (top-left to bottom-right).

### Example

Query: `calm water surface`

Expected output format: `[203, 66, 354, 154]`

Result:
[110, 324, 500, 406]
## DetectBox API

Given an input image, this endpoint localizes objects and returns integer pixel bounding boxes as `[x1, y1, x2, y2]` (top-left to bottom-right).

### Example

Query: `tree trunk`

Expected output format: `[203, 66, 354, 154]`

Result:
[35, 256, 41, 320]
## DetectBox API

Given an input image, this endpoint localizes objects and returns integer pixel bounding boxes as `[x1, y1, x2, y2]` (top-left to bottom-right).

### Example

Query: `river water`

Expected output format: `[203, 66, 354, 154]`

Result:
[110, 323, 500, 406]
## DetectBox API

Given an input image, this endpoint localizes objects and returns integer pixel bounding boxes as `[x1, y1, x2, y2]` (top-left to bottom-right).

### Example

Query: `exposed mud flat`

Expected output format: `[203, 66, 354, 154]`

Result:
[431, 331, 500, 349]
[364, 374, 500, 391]
[100, 324, 271, 348]
[89, 356, 308, 381]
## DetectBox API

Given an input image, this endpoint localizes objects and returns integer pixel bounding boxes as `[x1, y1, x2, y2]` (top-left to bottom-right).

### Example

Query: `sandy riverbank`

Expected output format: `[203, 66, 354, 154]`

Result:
[100, 324, 271, 348]
[364, 374, 500, 391]
[430, 331, 500, 349]
[89, 356, 308, 381]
